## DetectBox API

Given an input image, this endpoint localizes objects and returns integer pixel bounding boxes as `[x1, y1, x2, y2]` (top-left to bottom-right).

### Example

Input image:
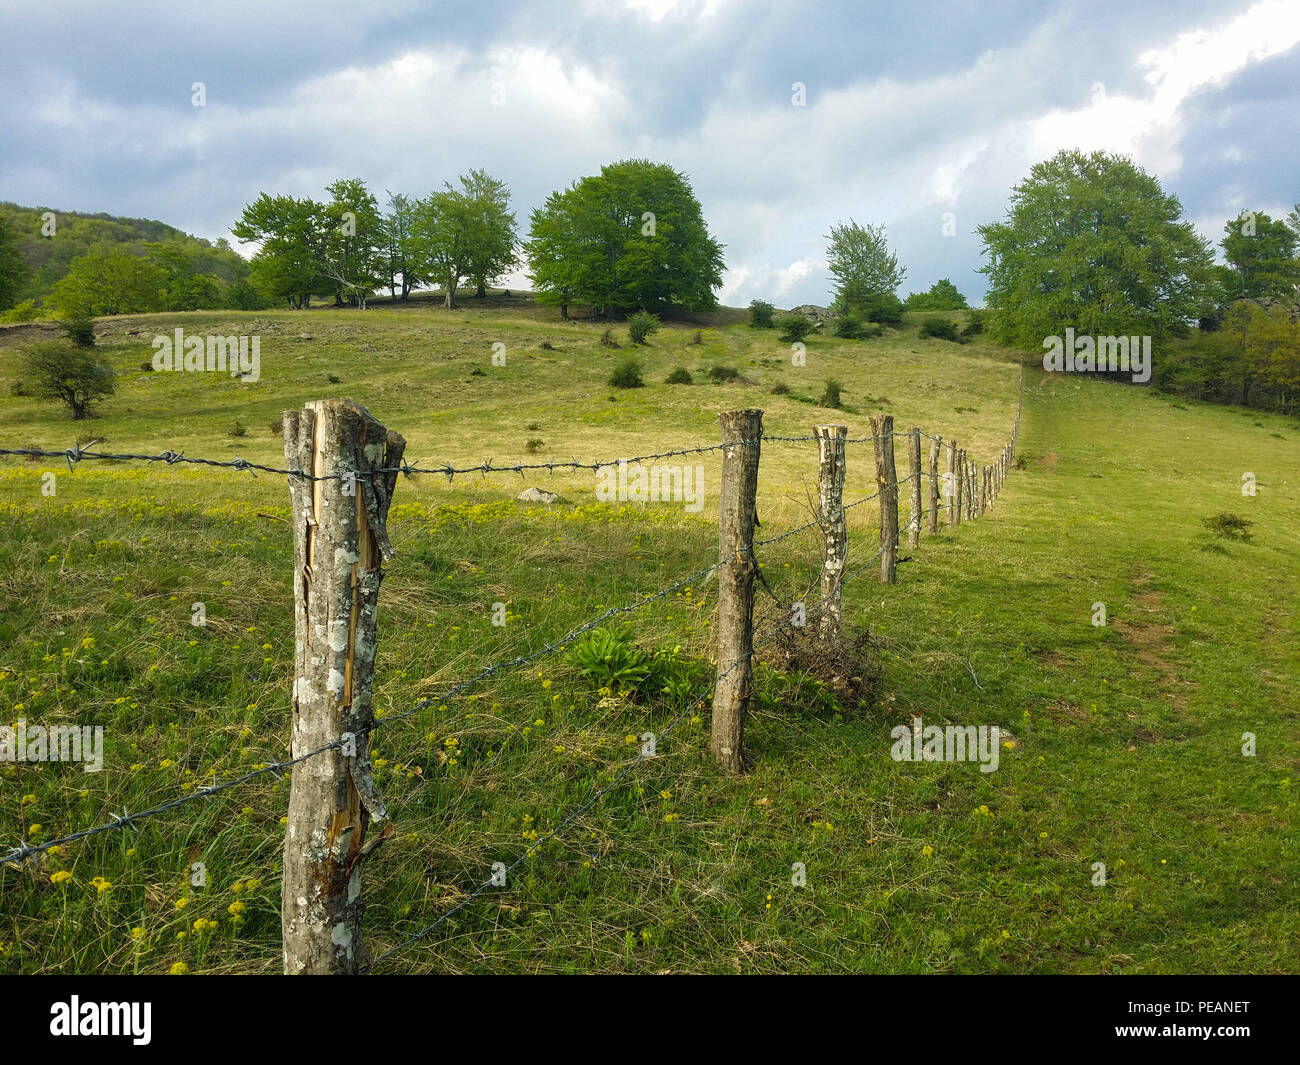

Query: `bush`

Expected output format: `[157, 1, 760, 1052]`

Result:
[540, 341, 554, 350]
[666, 367, 693, 384]
[600, 328, 620, 349]
[749, 299, 776, 329]
[1202, 512, 1254, 541]
[771, 381, 791, 395]
[833, 314, 869, 339]
[690, 330, 703, 344]
[708, 365, 740, 383]
[20, 341, 115, 419]
[269, 413, 285, 436]
[525, 437, 544, 453]
[962, 308, 985, 337]
[628, 310, 661, 345]
[0, 299, 42, 324]
[918, 315, 960, 342]
[853, 291, 904, 326]
[609, 356, 645, 388]
[820, 379, 844, 408]
[57, 311, 96, 348]
[778, 315, 814, 343]
[10, 379, 28, 397]
[228, 420, 247, 438]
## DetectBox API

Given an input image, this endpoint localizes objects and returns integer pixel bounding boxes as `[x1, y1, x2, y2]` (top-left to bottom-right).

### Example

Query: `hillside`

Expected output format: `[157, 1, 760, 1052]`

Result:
[0, 303, 1295, 974]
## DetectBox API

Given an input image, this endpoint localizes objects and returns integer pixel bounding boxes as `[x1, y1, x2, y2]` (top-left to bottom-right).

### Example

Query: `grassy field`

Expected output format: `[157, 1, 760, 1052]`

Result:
[0, 299, 1296, 974]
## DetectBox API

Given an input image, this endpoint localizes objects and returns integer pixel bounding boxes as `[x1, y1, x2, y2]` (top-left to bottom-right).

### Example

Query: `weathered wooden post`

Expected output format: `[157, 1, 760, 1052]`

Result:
[814, 424, 848, 637]
[869, 414, 898, 584]
[712, 409, 762, 774]
[927, 434, 941, 534]
[953, 447, 963, 527]
[282, 400, 405, 975]
[907, 427, 922, 548]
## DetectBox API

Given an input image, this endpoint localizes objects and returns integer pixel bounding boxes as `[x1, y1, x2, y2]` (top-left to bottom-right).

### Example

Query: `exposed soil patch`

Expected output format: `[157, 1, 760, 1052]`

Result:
[1113, 573, 1191, 712]
[1039, 450, 1059, 472]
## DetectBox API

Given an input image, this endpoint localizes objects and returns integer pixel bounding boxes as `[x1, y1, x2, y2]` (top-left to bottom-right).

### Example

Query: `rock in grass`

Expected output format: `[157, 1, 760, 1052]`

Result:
[517, 487, 559, 504]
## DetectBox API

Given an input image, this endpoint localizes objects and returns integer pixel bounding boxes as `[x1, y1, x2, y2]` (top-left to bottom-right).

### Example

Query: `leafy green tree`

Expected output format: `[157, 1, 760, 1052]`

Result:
[826, 220, 905, 316]
[460, 170, 518, 298]
[904, 278, 968, 310]
[1220, 210, 1300, 302]
[526, 159, 723, 317]
[47, 245, 165, 316]
[380, 192, 424, 300]
[321, 178, 384, 308]
[21, 340, 116, 419]
[978, 150, 1219, 346]
[413, 184, 474, 310]
[749, 299, 775, 328]
[232, 194, 326, 308]
[0, 215, 30, 311]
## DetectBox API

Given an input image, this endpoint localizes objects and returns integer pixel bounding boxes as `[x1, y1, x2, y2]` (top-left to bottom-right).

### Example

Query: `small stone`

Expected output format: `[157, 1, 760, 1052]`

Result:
[516, 487, 559, 504]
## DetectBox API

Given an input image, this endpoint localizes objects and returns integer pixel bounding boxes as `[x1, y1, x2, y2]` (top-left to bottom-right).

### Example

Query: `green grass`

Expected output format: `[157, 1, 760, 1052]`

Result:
[0, 303, 1296, 974]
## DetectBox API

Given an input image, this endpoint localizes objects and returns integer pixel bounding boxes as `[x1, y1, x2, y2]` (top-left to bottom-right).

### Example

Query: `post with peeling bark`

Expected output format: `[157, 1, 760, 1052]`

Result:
[869, 414, 898, 584]
[282, 400, 405, 975]
[814, 424, 847, 637]
[712, 409, 762, 774]
[953, 447, 963, 527]
[927, 434, 941, 534]
[907, 427, 922, 548]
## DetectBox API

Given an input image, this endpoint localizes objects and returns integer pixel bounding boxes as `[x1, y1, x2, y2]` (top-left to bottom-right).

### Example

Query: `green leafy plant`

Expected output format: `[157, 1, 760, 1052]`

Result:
[778, 315, 813, 343]
[749, 299, 775, 328]
[666, 367, 693, 384]
[609, 356, 644, 388]
[566, 626, 653, 691]
[628, 310, 661, 345]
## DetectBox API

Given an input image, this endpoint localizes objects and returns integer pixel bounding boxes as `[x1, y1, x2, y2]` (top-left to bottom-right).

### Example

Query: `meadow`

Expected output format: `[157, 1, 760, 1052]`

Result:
[0, 297, 1296, 973]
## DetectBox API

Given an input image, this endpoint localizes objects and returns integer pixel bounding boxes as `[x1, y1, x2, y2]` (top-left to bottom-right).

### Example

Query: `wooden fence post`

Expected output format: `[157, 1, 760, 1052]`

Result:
[907, 427, 922, 548]
[945, 440, 957, 525]
[927, 434, 941, 535]
[954, 447, 963, 526]
[869, 414, 898, 583]
[282, 400, 405, 975]
[814, 424, 847, 637]
[712, 409, 762, 774]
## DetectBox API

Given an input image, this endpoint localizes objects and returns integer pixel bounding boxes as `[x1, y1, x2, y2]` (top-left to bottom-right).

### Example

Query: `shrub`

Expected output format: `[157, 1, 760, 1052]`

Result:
[566, 626, 652, 692]
[525, 437, 544, 453]
[771, 381, 791, 395]
[1202, 512, 1254, 541]
[628, 310, 661, 345]
[690, 330, 703, 344]
[820, 379, 843, 409]
[609, 356, 645, 388]
[269, 413, 285, 436]
[600, 328, 621, 349]
[228, 420, 247, 438]
[749, 299, 776, 329]
[708, 365, 740, 383]
[540, 341, 554, 350]
[57, 311, 96, 348]
[918, 315, 960, 342]
[963, 308, 985, 337]
[778, 315, 814, 343]
[666, 367, 693, 384]
[526, 421, 541, 430]
[854, 291, 904, 326]
[10, 379, 28, 397]
[327, 373, 341, 384]
[833, 314, 868, 339]
[0, 298, 42, 323]
[20, 341, 115, 419]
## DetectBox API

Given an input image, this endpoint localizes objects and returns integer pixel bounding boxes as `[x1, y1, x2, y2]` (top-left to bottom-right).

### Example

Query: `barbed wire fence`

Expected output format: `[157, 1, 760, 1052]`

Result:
[0, 365, 1022, 973]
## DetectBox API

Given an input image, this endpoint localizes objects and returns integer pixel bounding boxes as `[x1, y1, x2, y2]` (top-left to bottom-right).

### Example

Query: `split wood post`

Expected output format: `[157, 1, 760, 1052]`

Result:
[869, 414, 899, 584]
[814, 424, 848, 638]
[927, 434, 941, 534]
[954, 447, 963, 526]
[970, 458, 979, 518]
[983, 466, 991, 512]
[282, 400, 405, 975]
[712, 409, 762, 774]
[907, 427, 922, 548]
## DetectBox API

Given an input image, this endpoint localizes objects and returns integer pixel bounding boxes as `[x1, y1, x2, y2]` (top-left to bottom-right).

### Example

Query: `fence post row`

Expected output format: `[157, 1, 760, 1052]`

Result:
[954, 447, 964, 526]
[815, 424, 848, 638]
[712, 409, 763, 774]
[868, 414, 899, 584]
[908, 427, 922, 549]
[281, 400, 405, 976]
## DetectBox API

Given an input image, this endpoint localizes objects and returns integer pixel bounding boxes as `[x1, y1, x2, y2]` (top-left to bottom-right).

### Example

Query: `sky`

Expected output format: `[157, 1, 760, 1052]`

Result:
[1, 0, 1298, 307]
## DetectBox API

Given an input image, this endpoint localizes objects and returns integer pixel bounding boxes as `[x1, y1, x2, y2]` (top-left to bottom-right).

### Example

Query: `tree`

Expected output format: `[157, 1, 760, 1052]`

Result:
[47, 245, 165, 316]
[460, 170, 518, 298]
[1220, 210, 1300, 302]
[321, 178, 384, 308]
[380, 192, 423, 300]
[525, 159, 724, 317]
[978, 150, 1219, 347]
[825, 220, 905, 317]
[232, 194, 326, 309]
[904, 278, 968, 310]
[413, 184, 474, 310]
[0, 215, 29, 312]
[21, 341, 116, 419]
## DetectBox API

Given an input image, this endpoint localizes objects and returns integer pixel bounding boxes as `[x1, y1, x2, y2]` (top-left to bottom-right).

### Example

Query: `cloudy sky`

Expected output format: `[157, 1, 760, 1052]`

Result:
[2, 0, 1297, 307]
